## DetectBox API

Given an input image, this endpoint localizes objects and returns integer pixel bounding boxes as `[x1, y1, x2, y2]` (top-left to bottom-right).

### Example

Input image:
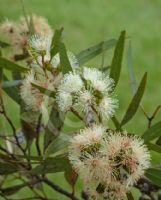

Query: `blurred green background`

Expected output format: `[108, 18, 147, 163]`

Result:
[0, 0, 161, 199]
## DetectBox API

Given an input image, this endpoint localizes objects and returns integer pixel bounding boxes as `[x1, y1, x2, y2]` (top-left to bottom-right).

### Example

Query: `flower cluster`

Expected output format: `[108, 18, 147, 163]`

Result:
[19, 27, 118, 122]
[20, 31, 79, 113]
[0, 15, 53, 50]
[56, 67, 118, 121]
[69, 125, 150, 200]
[20, 68, 56, 112]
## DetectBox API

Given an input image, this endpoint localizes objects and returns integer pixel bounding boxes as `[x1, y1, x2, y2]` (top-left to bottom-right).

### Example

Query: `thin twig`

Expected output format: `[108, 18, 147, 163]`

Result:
[41, 177, 80, 200]
[147, 105, 161, 128]
[0, 97, 26, 155]
[0, 179, 41, 196]
[91, 105, 102, 123]
[35, 114, 42, 156]
[70, 107, 85, 123]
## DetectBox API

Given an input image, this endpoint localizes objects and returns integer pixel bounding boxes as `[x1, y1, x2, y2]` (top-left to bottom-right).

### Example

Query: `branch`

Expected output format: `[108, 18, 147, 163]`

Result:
[35, 114, 42, 156]
[0, 97, 26, 156]
[70, 107, 85, 123]
[41, 177, 80, 200]
[0, 179, 41, 196]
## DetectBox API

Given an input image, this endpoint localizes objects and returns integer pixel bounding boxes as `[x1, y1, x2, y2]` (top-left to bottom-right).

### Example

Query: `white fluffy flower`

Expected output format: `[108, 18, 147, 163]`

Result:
[31, 53, 51, 68]
[102, 132, 151, 186]
[0, 15, 53, 49]
[83, 67, 114, 93]
[18, 15, 53, 36]
[97, 97, 118, 120]
[32, 51, 79, 70]
[69, 124, 105, 155]
[69, 128, 150, 200]
[0, 19, 14, 34]
[56, 92, 73, 112]
[29, 34, 52, 52]
[75, 90, 95, 112]
[58, 72, 83, 93]
[69, 124, 106, 183]
[56, 72, 83, 112]
[20, 69, 55, 111]
[83, 67, 103, 82]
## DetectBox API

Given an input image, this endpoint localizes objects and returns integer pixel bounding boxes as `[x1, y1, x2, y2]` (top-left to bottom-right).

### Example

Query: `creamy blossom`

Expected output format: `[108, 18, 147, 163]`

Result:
[83, 67, 114, 93]
[29, 34, 52, 52]
[20, 69, 55, 112]
[0, 15, 53, 49]
[102, 132, 151, 186]
[97, 97, 118, 120]
[69, 128, 150, 200]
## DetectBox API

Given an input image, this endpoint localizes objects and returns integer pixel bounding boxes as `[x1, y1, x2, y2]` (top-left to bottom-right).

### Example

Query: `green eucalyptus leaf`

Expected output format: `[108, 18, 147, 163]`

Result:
[32, 154, 70, 174]
[145, 168, 161, 187]
[126, 192, 134, 200]
[0, 41, 10, 48]
[156, 136, 161, 146]
[31, 82, 55, 98]
[2, 80, 22, 88]
[0, 57, 29, 72]
[3, 75, 20, 104]
[59, 42, 72, 74]
[142, 121, 161, 142]
[147, 142, 161, 153]
[121, 72, 147, 126]
[45, 134, 70, 157]
[50, 28, 63, 58]
[29, 14, 35, 35]
[44, 105, 65, 150]
[77, 39, 117, 65]
[0, 184, 25, 196]
[0, 162, 18, 175]
[127, 41, 137, 95]
[110, 31, 126, 88]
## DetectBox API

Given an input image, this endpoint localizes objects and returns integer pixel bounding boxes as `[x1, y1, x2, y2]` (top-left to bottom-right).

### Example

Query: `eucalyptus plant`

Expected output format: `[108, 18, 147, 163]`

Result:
[0, 15, 161, 200]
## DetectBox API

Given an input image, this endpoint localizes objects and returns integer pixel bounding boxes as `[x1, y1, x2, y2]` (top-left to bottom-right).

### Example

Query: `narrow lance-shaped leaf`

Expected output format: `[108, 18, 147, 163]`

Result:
[142, 121, 161, 142]
[2, 80, 22, 88]
[45, 134, 70, 157]
[29, 14, 35, 35]
[31, 82, 55, 98]
[121, 72, 147, 126]
[0, 40, 10, 48]
[127, 41, 137, 95]
[59, 42, 72, 74]
[110, 31, 126, 88]
[2, 75, 20, 104]
[32, 154, 70, 174]
[126, 192, 134, 200]
[44, 105, 65, 150]
[147, 142, 161, 153]
[50, 28, 63, 58]
[77, 39, 117, 65]
[0, 57, 29, 72]
[0, 162, 18, 175]
[145, 168, 161, 188]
